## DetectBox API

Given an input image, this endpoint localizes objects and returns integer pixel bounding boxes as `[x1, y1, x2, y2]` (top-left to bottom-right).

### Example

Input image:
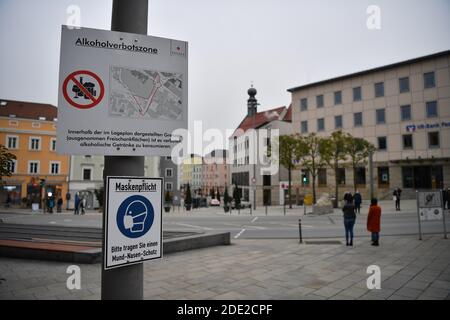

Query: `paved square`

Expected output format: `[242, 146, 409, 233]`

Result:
[0, 235, 449, 300]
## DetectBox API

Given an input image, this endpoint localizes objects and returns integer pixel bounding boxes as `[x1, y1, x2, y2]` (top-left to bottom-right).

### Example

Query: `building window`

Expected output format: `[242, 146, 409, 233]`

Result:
[165, 182, 173, 191]
[375, 82, 384, 97]
[300, 98, 308, 111]
[301, 121, 308, 134]
[165, 168, 173, 177]
[428, 131, 440, 148]
[334, 115, 343, 129]
[378, 167, 389, 186]
[316, 95, 324, 108]
[7, 159, 17, 174]
[317, 118, 325, 132]
[377, 137, 387, 151]
[6, 135, 18, 149]
[400, 105, 411, 121]
[426, 101, 438, 118]
[424, 72, 435, 89]
[353, 87, 362, 101]
[399, 77, 410, 93]
[337, 168, 346, 185]
[29, 137, 41, 151]
[354, 167, 366, 185]
[376, 109, 385, 124]
[83, 168, 92, 181]
[354, 112, 363, 127]
[334, 91, 342, 105]
[29, 161, 39, 174]
[318, 168, 327, 186]
[403, 134, 413, 149]
[50, 162, 60, 175]
[50, 138, 57, 151]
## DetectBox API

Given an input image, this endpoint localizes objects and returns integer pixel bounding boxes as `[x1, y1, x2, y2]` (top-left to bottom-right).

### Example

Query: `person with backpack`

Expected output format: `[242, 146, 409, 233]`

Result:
[342, 199, 356, 246]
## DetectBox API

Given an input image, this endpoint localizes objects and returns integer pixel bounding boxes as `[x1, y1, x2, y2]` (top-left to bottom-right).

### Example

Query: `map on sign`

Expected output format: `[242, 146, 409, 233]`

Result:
[109, 66, 183, 121]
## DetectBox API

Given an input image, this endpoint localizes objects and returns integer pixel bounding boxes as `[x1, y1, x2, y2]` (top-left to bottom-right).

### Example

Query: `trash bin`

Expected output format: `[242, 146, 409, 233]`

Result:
[304, 194, 313, 205]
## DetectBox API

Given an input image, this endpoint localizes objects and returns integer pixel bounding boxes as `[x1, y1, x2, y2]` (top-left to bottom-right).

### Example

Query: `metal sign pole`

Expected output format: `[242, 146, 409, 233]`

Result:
[101, 0, 148, 300]
[441, 189, 448, 239]
[416, 191, 422, 241]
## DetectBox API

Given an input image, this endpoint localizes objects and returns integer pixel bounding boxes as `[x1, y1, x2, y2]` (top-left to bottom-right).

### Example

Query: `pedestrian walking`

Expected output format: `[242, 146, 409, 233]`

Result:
[342, 199, 356, 246]
[48, 196, 55, 214]
[443, 188, 450, 210]
[354, 190, 362, 214]
[367, 198, 381, 246]
[393, 188, 402, 211]
[74, 193, 80, 215]
[80, 196, 87, 215]
[57, 197, 63, 213]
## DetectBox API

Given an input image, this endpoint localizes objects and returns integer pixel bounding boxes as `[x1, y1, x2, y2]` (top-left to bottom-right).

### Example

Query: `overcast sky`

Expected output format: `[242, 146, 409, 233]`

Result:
[1, 0, 449, 138]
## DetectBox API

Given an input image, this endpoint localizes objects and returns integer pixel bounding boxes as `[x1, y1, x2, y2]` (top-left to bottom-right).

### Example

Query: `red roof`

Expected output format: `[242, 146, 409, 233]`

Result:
[0, 99, 57, 121]
[232, 105, 291, 137]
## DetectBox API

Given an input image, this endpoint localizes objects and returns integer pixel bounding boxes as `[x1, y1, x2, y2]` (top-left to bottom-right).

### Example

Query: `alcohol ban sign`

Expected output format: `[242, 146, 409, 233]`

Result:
[104, 177, 162, 269]
[57, 26, 188, 156]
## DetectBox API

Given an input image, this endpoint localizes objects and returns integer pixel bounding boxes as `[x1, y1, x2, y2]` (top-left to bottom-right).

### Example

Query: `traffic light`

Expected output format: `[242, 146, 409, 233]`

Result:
[302, 173, 308, 185]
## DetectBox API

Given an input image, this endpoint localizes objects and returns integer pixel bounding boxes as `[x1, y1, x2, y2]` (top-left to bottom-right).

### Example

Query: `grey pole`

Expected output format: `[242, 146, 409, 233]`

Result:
[368, 151, 374, 200]
[101, 0, 148, 300]
[416, 191, 422, 241]
[441, 190, 448, 239]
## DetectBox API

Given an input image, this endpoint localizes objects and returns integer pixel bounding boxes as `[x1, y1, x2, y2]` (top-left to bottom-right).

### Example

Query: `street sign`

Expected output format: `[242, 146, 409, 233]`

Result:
[104, 176, 162, 270]
[62, 70, 105, 109]
[57, 26, 188, 156]
[416, 190, 447, 240]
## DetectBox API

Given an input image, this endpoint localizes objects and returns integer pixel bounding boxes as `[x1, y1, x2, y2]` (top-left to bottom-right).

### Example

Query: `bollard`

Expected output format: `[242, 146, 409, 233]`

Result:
[265, 205, 268, 216]
[298, 219, 303, 244]
[250, 205, 252, 215]
[238, 207, 240, 215]
[283, 203, 286, 216]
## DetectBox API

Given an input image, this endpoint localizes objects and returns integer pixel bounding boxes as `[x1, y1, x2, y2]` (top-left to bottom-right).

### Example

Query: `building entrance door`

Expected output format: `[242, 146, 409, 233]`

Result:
[402, 165, 443, 189]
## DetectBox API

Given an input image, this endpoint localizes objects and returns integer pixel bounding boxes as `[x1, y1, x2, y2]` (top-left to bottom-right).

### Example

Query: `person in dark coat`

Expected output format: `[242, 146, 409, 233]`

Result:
[74, 193, 80, 215]
[395, 188, 402, 211]
[353, 190, 362, 214]
[342, 200, 356, 246]
[443, 188, 450, 210]
[367, 198, 382, 246]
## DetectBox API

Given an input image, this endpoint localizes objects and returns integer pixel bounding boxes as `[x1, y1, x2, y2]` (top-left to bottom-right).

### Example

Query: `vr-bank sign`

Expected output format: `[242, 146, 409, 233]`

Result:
[105, 177, 162, 269]
[57, 26, 188, 156]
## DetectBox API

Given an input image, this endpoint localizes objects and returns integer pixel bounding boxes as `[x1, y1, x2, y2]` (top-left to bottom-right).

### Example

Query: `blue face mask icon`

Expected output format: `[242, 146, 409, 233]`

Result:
[123, 200, 148, 233]
[117, 195, 154, 238]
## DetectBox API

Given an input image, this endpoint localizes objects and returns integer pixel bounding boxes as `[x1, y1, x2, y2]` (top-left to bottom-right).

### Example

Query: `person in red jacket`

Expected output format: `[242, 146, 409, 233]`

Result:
[367, 198, 381, 246]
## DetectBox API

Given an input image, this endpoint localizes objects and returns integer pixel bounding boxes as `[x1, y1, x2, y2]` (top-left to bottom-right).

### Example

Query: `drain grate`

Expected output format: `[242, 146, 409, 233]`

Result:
[304, 240, 342, 245]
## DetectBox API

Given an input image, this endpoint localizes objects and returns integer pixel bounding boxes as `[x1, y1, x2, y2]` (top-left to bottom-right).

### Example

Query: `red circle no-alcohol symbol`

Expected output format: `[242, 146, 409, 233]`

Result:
[62, 70, 104, 109]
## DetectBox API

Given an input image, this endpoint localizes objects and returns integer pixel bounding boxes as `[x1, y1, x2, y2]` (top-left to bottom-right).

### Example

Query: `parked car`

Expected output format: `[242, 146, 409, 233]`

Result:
[210, 199, 220, 206]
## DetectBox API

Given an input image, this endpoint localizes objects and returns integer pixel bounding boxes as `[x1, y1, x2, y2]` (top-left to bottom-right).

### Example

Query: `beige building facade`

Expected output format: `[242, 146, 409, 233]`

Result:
[288, 51, 450, 200]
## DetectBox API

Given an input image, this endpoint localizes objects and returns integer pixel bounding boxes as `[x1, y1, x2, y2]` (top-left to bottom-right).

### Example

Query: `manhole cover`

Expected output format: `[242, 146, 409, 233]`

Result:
[304, 240, 342, 245]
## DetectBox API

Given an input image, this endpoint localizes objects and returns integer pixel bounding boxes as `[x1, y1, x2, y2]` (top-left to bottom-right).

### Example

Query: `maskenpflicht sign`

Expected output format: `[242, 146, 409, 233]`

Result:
[57, 26, 188, 156]
[104, 177, 162, 270]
